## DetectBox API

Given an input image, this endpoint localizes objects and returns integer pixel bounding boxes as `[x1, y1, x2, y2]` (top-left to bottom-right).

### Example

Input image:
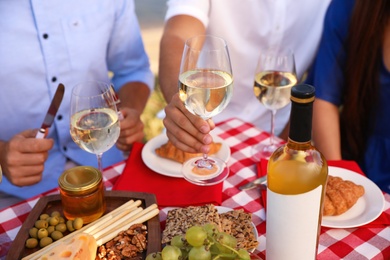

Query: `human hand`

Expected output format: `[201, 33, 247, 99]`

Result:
[0, 129, 54, 186]
[163, 93, 215, 154]
[115, 107, 145, 151]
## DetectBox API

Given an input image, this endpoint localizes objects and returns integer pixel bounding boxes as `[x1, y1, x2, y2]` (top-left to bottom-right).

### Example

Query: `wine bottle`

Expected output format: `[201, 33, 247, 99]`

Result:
[266, 84, 328, 260]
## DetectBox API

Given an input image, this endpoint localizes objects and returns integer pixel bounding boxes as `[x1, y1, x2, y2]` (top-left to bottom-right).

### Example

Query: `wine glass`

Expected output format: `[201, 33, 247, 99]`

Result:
[179, 34, 233, 186]
[252, 47, 297, 160]
[70, 81, 121, 172]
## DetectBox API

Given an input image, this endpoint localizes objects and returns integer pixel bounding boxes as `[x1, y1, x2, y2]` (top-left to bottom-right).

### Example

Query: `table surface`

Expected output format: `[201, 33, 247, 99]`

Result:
[1, 118, 389, 260]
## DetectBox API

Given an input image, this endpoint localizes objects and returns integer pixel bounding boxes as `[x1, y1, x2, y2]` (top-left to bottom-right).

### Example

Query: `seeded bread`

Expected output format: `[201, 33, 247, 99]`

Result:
[219, 209, 259, 250]
[161, 204, 259, 250]
[162, 204, 221, 244]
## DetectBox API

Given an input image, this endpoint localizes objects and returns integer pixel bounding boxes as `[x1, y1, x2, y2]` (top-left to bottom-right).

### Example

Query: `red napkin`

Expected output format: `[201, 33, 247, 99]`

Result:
[257, 159, 390, 228]
[113, 142, 223, 207]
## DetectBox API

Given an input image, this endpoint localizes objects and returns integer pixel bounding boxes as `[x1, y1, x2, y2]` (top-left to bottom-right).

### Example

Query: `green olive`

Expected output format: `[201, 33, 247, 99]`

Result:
[39, 236, 53, 248]
[29, 227, 38, 238]
[49, 216, 59, 226]
[51, 211, 61, 218]
[66, 220, 75, 232]
[55, 223, 67, 233]
[37, 228, 48, 239]
[35, 219, 48, 229]
[58, 217, 65, 224]
[39, 213, 50, 220]
[47, 225, 55, 235]
[72, 218, 83, 230]
[50, 230, 64, 241]
[25, 238, 38, 249]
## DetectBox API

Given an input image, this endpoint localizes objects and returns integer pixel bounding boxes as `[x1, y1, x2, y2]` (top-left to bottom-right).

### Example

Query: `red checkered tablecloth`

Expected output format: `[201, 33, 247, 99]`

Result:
[1, 118, 389, 259]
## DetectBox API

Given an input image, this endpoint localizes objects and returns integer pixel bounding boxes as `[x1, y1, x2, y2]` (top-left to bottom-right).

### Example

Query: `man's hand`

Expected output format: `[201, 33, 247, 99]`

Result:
[116, 107, 145, 151]
[163, 93, 215, 154]
[0, 129, 53, 186]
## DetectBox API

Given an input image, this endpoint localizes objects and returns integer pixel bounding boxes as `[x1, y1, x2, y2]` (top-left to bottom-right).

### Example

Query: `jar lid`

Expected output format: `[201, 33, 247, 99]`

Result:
[58, 166, 102, 195]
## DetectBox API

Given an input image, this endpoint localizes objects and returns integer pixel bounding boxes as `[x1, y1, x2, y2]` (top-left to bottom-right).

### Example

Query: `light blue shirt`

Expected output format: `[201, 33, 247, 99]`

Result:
[0, 0, 154, 198]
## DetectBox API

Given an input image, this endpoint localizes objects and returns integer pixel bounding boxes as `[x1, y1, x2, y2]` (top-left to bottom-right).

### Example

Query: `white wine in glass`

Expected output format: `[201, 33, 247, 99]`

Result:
[252, 48, 297, 160]
[179, 35, 233, 186]
[70, 81, 120, 172]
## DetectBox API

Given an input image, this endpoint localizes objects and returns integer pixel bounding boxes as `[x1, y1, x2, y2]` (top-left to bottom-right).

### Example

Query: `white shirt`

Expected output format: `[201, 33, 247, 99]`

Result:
[166, 0, 331, 134]
[0, 0, 154, 198]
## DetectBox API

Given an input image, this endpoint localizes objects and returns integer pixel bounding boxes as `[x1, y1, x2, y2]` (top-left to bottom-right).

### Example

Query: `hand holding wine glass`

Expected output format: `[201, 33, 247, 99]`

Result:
[252, 48, 297, 160]
[70, 81, 121, 172]
[179, 35, 233, 186]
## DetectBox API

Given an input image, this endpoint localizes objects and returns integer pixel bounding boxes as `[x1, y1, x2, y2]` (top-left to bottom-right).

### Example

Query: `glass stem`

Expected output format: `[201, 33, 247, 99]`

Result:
[269, 109, 277, 146]
[96, 153, 103, 172]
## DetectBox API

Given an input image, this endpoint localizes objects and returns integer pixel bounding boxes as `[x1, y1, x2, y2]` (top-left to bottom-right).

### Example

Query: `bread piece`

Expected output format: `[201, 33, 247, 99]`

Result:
[161, 204, 221, 244]
[323, 175, 365, 216]
[219, 209, 259, 250]
[155, 141, 222, 163]
[162, 205, 259, 251]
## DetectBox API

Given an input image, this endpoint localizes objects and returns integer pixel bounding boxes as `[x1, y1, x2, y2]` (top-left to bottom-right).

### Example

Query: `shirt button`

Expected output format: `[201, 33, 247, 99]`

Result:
[43, 33, 49, 39]
[63, 146, 67, 152]
[57, 115, 63, 120]
[51, 77, 57, 82]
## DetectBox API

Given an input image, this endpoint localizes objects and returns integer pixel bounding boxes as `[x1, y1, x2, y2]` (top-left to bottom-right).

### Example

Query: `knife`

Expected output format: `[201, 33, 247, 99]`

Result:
[108, 84, 124, 121]
[239, 175, 267, 191]
[35, 83, 65, 138]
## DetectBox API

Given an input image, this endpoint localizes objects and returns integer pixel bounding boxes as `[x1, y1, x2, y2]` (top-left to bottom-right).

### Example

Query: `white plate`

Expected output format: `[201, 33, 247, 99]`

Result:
[321, 166, 385, 228]
[142, 133, 231, 178]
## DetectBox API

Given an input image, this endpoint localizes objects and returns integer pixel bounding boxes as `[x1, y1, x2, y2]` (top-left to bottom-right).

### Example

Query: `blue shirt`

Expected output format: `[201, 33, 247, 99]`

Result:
[306, 0, 390, 193]
[0, 0, 154, 198]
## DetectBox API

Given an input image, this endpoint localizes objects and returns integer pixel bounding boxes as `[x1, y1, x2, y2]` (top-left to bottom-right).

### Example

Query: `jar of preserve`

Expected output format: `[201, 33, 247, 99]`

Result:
[58, 166, 106, 224]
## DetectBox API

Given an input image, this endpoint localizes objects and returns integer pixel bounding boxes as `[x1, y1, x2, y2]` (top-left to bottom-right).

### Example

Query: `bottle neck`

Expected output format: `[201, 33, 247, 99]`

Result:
[288, 100, 313, 143]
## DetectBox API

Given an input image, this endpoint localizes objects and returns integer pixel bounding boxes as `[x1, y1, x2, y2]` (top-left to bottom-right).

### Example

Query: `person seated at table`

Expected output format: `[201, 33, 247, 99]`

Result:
[0, 0, 154, 208]
[307, 0, 390, 193]
[158, 0, 331, 155]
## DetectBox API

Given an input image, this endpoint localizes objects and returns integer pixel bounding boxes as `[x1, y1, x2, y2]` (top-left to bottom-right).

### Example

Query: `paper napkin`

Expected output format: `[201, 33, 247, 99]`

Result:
[113, 142, 223, 207]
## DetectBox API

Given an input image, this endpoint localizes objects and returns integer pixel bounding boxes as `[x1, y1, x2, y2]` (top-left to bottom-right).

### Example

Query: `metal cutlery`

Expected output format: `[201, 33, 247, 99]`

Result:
[239, 175, 267, 191]
[35, 83, 65, 138]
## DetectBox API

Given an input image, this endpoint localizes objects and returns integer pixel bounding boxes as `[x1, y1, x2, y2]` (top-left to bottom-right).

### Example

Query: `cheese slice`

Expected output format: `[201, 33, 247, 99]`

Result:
[39, 233, 97, 260]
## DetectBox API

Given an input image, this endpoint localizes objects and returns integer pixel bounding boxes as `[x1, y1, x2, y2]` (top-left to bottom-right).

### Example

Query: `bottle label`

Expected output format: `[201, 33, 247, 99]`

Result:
[266, 185, 322, 260]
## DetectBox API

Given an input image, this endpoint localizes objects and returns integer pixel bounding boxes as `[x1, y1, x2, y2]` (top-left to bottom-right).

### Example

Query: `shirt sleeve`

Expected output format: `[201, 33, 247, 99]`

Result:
[165, 0, 210, 28]
[107, 0, 154, 92]
[305, 0, 354, 106]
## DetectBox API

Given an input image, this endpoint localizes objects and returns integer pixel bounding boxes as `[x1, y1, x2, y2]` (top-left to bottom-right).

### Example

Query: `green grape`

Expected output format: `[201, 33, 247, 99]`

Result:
[146, 252, 163, 260]
[188, 245, 211, 260]
[203, 223, 219, 237]
[236, 249, 251, 260]
[186, 225, 207, 247]
[171, 235, 185, 248]
[216, 232, 237, 253]
[161, 245, 182, 260]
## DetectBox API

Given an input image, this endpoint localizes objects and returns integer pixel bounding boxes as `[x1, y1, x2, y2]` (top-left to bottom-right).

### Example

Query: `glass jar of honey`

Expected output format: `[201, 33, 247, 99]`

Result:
[58, 166, 106, 224]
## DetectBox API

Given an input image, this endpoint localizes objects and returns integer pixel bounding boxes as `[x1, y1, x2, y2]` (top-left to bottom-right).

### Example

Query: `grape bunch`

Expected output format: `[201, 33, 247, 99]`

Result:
[146, 223, 254, 260]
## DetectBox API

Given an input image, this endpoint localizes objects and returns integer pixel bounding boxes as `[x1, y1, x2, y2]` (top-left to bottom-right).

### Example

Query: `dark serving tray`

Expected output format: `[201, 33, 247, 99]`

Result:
[7, 190, 161, 259]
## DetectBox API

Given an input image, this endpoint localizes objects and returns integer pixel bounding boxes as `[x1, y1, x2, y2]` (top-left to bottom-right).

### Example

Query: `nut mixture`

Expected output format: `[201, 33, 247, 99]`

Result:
[96, 223, 147, 260]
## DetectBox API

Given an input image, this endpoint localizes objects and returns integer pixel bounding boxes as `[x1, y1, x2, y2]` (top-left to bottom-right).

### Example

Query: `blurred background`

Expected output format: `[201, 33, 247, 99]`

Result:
[135, 0, 167, 141]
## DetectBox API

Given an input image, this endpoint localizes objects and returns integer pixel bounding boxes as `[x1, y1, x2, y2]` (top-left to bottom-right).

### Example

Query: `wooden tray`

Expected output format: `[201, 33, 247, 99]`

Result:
[7, 190, 161, 259]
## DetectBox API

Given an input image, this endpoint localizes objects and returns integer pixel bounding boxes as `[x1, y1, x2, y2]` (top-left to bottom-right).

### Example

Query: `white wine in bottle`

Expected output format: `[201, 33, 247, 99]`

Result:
[266, 84, 328, 260]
